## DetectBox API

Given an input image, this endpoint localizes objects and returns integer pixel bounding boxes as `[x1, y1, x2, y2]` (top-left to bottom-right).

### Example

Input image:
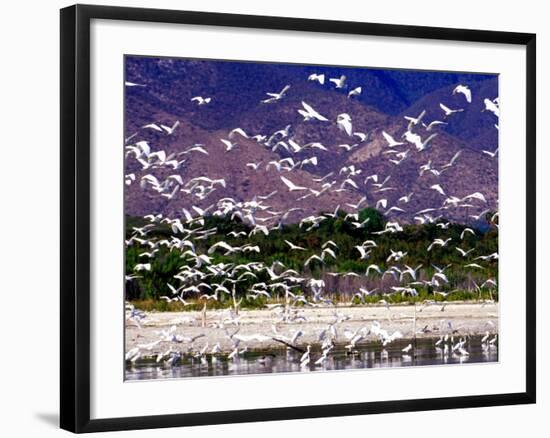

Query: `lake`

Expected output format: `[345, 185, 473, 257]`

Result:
[125, 335, 498, 381]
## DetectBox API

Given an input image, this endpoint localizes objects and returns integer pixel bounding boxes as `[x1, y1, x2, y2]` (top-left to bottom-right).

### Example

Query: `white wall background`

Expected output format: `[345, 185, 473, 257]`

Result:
[0, 0, 545, 436]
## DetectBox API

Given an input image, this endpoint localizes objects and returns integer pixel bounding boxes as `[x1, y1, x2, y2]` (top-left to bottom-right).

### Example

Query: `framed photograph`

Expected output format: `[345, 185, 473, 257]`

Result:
[60, 4, 536, 433]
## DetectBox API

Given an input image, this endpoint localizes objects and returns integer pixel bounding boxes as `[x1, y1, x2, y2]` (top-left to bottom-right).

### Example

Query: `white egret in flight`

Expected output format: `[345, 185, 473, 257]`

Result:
[453, 85, 472, 103]
[308, 73, 325, 84]
[329, 75, 347, 88]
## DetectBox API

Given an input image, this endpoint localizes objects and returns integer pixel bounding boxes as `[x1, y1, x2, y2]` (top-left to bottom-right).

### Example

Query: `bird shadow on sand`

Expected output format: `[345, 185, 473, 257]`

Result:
[35, 412, 59, 429]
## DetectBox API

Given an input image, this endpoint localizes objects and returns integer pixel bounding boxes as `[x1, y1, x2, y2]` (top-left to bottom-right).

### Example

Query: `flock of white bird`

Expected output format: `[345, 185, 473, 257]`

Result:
[124, 71, 499, 370]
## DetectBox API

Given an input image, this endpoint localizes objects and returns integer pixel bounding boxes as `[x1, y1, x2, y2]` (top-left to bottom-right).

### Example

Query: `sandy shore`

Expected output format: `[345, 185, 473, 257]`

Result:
[126, 301, 498, 357]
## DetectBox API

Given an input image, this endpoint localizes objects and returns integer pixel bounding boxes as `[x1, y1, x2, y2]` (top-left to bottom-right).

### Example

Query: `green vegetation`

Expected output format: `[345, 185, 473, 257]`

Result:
[125, 207, 498, 308]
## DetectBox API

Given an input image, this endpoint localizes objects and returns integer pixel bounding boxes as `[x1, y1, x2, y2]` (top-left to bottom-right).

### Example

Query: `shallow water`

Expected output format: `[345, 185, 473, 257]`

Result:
[125, 335, 498, 381]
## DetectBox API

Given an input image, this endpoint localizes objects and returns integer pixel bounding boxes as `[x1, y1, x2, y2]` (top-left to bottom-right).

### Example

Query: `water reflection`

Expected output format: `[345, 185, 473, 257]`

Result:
[125, 335, 498, 381]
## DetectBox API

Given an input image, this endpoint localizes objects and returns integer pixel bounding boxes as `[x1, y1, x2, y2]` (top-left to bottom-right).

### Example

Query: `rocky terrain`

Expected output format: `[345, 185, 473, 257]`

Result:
[124, 56, 499, 224]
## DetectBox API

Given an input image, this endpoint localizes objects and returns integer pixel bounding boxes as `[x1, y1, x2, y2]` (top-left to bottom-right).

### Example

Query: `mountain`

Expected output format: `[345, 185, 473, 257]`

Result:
[124, 57, 499, 225]
[125, 56, 496, 125]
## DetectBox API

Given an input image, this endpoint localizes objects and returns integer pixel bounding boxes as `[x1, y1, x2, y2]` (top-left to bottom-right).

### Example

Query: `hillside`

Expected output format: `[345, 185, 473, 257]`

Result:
[124, 56, 499, 225]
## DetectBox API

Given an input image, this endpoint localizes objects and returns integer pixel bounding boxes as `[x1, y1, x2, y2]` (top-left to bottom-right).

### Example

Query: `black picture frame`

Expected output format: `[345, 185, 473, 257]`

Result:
[60, 4, 536, 433]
